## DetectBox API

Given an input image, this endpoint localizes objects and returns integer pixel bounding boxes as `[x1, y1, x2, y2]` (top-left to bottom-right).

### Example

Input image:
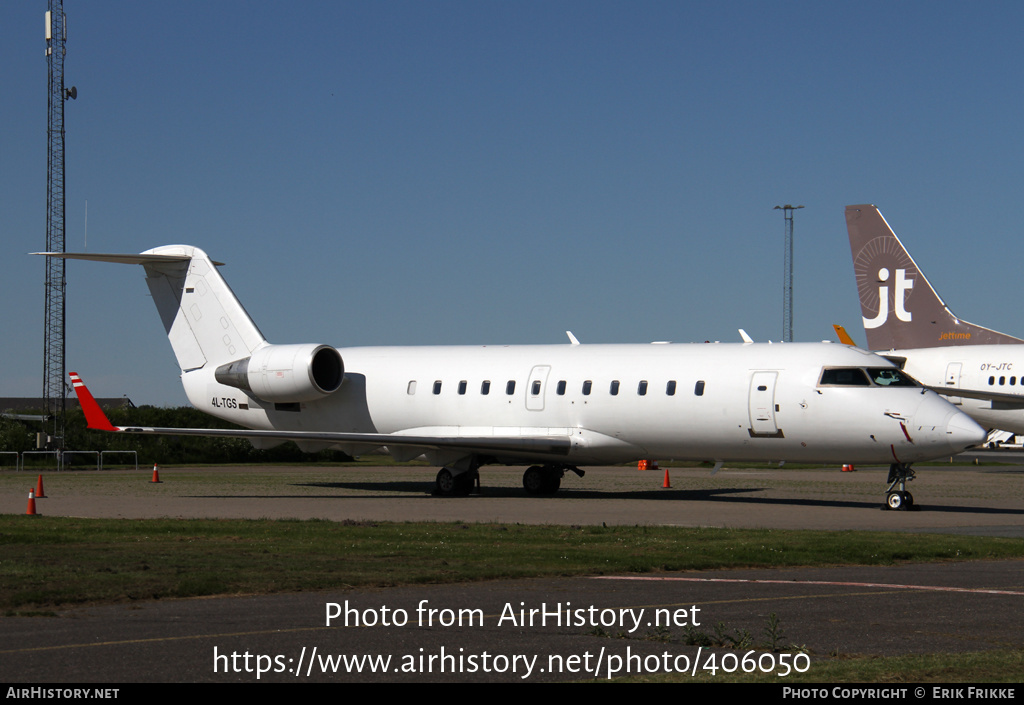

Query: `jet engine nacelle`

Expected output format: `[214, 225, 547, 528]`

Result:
[215, 344, 344, 403]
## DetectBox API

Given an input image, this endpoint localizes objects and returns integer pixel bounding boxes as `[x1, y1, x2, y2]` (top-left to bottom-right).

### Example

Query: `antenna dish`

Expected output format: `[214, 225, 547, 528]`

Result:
[66, 86, 77, 100]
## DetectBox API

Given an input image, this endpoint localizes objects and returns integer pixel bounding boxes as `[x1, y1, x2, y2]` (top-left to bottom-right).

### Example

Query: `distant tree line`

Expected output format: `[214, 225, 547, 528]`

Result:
[1, 406, 354, 466]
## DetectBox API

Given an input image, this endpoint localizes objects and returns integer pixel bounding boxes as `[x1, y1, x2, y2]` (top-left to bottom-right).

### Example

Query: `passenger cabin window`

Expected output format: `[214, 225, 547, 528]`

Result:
[458, 380, 467, 395]
[506, 380, 516, 395]
[583, 380, 593, 395]
[481, 380, 491, 395]
[407, 381, 417, 395]
[666, 380, 677, 396]
[638, 380, 648, 396]
[433, 380, 442, 395]
[610, 380, 620, 395]
[694, 380, 705, 396]
[557, 380, 566, 395]
[531, 380, 541, 395]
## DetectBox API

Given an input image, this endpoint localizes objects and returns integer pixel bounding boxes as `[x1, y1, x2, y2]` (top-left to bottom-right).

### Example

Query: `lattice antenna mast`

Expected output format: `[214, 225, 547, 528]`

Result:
[44, 2, 75, 447]
[773, 205, 803, 343]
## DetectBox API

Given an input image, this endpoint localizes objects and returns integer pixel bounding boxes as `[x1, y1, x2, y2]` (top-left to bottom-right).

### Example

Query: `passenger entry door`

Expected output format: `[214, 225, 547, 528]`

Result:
[944, 362, 963, 405]
[748, 371, 782, 437]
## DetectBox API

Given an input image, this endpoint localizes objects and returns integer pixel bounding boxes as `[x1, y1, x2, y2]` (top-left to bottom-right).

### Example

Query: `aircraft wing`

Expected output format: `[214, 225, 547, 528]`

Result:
[927, 385, 1024, 408]
[69, 373, 572, 457]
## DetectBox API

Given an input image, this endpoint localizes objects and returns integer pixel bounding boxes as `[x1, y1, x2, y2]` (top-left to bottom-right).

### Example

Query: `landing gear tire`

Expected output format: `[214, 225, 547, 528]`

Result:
[435, 467, 474, 497]
[523, 466, 545, 495]
[544, 474, 561, 494]
[435, 468, 456, 496]
[523, 465, 562, 495]
[886, 490, 913, 511]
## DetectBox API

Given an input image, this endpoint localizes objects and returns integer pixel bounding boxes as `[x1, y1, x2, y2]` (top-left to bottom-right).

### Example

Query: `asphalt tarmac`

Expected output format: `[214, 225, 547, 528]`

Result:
[4, 455, 1024, 535]
[2, 455, 1023, 682]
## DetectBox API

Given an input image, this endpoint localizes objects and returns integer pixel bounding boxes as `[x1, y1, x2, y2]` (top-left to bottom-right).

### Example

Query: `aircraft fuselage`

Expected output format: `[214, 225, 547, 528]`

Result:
[182, 341, 980, 468]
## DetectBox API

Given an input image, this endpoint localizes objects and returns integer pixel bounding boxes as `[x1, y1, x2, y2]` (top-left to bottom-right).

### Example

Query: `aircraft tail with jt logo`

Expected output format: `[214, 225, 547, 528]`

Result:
[845, 204, 1022, 350]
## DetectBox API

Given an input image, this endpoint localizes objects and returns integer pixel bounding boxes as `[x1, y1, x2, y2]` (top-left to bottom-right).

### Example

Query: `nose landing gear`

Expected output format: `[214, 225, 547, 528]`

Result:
[884, 462, 916, 510]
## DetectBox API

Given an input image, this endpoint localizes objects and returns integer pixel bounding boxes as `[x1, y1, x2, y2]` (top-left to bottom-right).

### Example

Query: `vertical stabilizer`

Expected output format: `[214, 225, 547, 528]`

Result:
[845, 205, 1022, 349]
[139, 245, 267, 371]
[36, 246, 268, 373]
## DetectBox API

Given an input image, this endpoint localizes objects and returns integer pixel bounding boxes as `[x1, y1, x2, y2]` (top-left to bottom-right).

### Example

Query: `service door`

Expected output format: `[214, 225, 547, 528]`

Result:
[748, 371, 781, 436]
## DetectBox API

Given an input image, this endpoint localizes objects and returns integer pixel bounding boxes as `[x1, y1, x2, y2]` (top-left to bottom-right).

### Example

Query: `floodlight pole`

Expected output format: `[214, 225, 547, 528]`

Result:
[774, 205, 803, 343]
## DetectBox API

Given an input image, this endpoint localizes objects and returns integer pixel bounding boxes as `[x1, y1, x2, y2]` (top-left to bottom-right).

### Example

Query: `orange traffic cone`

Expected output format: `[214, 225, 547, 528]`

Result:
[662, 467, 671, 488]
[650, 460, 660, 471]
[26, 488, 39, 516]
[841, 464, 856, 472]
[35, 475, 46, 498]
[150, 463, 163, 483]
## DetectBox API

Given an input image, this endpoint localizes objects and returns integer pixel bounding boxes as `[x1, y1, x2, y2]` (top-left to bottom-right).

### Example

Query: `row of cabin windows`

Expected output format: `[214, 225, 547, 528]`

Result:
[989, 375, 1019, 386]
[408, 379, 706, 397]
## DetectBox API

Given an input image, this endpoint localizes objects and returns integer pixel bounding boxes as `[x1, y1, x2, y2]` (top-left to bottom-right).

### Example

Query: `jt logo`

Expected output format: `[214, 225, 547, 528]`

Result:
[864, 267, 913, 329]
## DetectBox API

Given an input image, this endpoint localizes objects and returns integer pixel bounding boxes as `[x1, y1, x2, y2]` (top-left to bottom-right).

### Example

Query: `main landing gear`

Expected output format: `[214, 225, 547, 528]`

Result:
[434, 467, 479, 497]
[523, 465, 584, 495]
[884, 462, 916, 510]
[433, 464, 584, 497]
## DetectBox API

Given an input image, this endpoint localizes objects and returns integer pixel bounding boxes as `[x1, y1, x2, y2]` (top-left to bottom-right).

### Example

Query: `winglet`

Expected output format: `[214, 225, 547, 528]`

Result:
[69, 373, 120, 432]
[833, 325, 858, 347]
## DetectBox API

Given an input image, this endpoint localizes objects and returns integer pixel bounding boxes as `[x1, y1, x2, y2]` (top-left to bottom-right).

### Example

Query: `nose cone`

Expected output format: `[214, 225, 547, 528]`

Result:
[945, 408, 987, 451]
[912, 392, 986, 454]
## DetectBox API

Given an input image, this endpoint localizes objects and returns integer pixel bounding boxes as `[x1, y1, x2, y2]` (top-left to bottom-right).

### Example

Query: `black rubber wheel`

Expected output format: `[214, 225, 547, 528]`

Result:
[523, 466, 545, 495]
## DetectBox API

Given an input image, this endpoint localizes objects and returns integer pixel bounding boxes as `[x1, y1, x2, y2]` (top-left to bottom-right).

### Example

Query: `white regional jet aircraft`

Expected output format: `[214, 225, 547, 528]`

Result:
[44, 245, 984, 509]
[847, 204, 1024, 437]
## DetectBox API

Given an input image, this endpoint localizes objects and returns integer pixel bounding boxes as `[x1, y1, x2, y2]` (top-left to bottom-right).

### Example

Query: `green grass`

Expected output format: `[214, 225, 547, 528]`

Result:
[3, 512, 1023, 682]
[2, 515, 1023, 612]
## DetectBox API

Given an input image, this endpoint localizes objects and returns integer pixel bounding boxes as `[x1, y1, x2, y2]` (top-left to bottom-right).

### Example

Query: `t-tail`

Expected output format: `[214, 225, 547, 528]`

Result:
[845, 204, 1022, 350]
[36, 246, 344, 408]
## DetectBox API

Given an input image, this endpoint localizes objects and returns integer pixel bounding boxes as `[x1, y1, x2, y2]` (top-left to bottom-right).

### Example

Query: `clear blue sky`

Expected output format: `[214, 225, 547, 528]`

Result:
[4, 1, 1024, 406]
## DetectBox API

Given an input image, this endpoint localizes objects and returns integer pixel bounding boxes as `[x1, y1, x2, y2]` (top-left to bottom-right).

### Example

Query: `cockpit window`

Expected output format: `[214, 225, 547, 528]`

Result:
[818, 367, 919, 388]
[818, 368, 870, 386]
[867, 368, 918, 387]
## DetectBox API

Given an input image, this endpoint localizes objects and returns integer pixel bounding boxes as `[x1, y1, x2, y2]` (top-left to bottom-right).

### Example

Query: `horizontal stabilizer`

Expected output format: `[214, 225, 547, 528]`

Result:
[33, 251, 224, 266]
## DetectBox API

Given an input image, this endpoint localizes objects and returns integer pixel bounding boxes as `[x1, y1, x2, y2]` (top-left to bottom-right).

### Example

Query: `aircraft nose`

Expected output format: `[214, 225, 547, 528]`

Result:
[911, 393, 986, 453]
[944, 408, 987, 451]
